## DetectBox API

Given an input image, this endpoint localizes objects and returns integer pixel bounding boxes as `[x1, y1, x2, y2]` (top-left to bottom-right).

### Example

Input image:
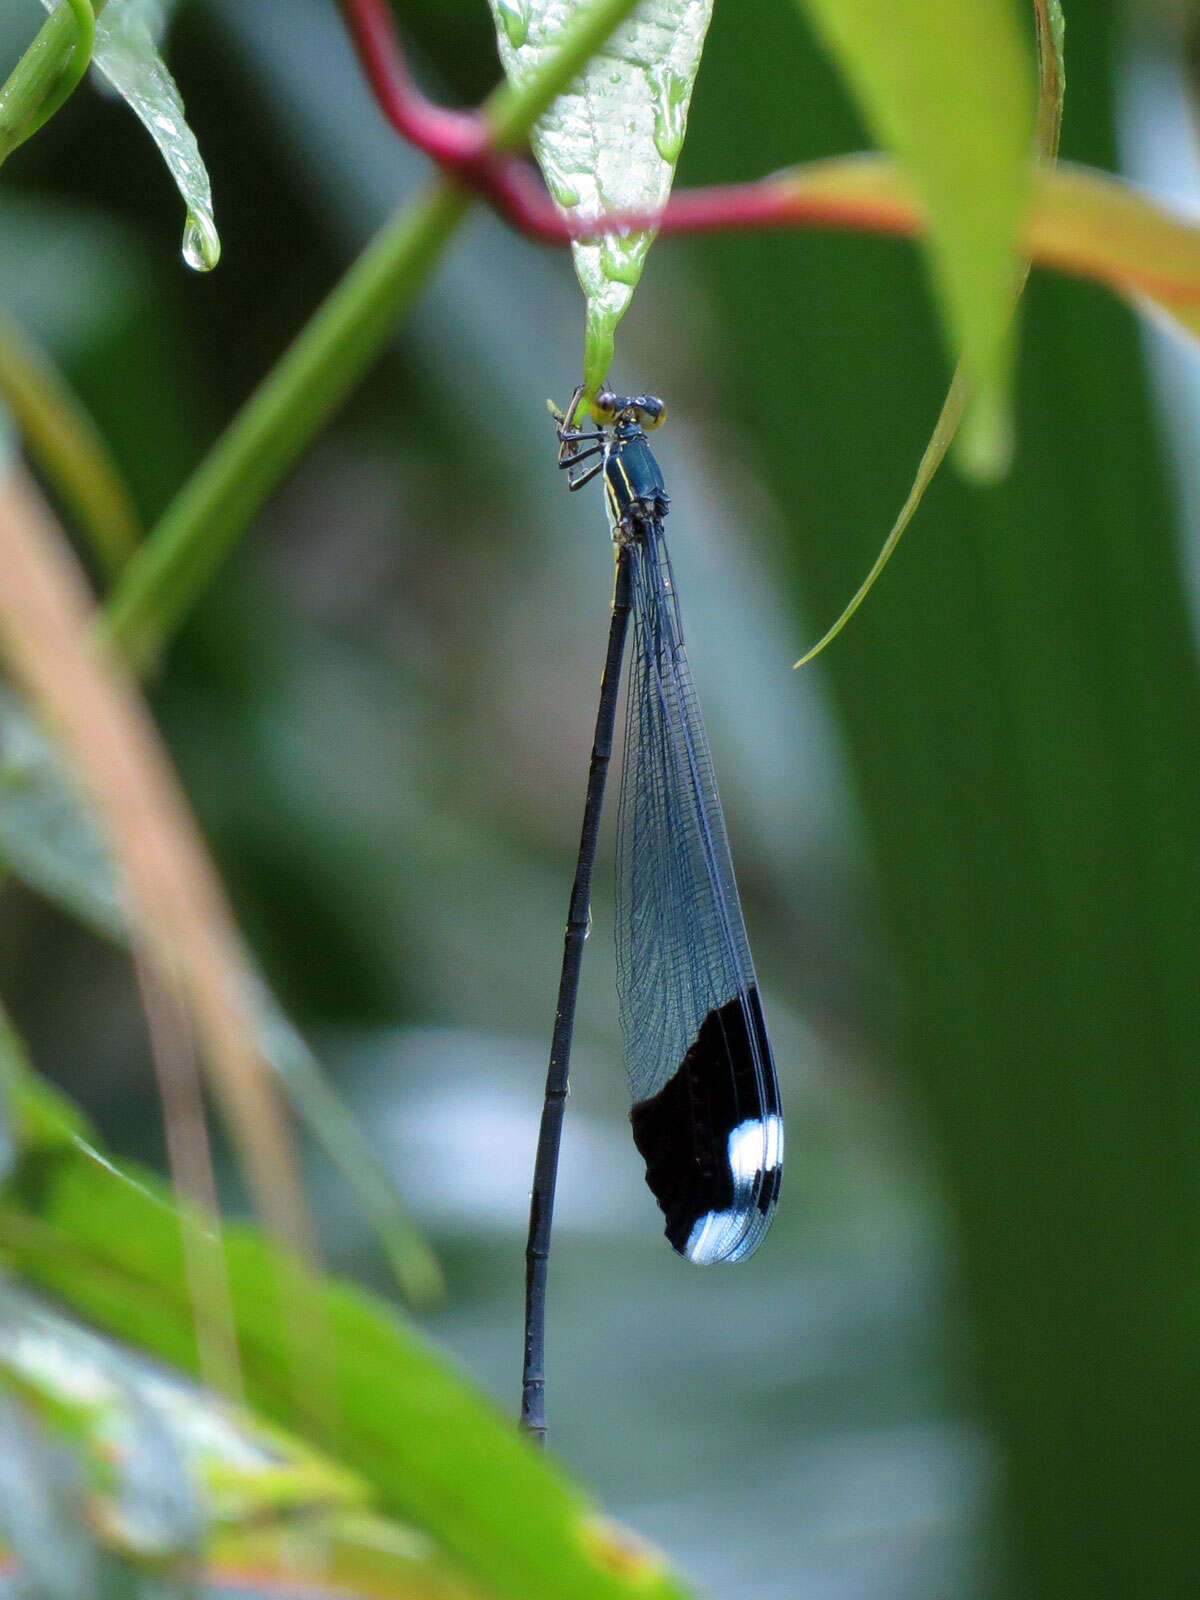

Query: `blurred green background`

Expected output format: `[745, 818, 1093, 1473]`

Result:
[3, 1, 1200, 1596]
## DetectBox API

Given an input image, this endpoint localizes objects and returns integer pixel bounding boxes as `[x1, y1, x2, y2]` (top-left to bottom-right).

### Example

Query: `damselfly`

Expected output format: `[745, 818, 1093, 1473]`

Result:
[521, 387, 783, 1440]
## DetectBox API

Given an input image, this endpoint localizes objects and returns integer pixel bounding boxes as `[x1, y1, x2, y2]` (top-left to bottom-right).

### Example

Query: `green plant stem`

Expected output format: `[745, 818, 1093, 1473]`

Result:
[0, 0, 98, 165]
[104, 180, 471, 666]
[105, 0, 645, 664]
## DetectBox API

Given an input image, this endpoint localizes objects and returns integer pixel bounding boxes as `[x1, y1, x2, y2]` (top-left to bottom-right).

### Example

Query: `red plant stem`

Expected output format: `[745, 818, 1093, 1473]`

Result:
[639, 181, 918, 240]
[335, 0, 925, 248]
[337, 0, 481, 162]
[336, 0, 569, 235]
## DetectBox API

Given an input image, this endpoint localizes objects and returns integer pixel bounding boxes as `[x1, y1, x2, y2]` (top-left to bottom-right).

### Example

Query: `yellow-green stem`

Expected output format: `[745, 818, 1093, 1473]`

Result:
[0, 0, 98, 164]
[104, 181, 471, 666]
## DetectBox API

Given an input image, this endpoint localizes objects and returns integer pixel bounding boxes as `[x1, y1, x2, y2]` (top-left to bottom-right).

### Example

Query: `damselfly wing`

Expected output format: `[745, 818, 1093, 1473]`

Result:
[558, 390, 784, 1264]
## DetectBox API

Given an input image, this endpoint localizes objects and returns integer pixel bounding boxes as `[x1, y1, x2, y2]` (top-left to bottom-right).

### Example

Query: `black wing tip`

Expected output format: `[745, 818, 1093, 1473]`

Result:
[630, 988, 784, 1265]
[668, 1141, 783, 1264]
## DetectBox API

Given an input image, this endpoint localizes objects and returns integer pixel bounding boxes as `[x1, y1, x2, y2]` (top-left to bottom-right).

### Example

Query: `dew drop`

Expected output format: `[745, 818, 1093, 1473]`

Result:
[600, 237, 645, 287]
[182, 209, 221, 272]
[647, 62, 688, 164]
[496, 0, 530, 48]
[539, 149, 581, 209]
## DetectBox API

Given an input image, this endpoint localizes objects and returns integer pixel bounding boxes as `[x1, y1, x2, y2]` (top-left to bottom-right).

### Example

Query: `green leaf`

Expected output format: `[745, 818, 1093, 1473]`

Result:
[0, 999, 91, 1179]
[693, 2, 1200, 1585]
[38, 0, 220, 271]
[0, 1284, 203, 1571]
[796, 0, 1065, 666]
[0, 1280, 490, 1597]
[795, 0, 1035, 473]
[488, 0, 714, 392]
[765, 153, 1200, 360]
[0, 1133, 696, 1600]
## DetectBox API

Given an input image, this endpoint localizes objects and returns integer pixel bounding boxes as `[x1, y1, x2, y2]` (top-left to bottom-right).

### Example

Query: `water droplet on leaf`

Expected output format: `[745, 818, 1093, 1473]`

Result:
[600, 237, 646, 286]
[540, 149, 581, 209]
[182, 210, 220, 272]
[648, 62, 688, 164]
[496, 0, 530, 48]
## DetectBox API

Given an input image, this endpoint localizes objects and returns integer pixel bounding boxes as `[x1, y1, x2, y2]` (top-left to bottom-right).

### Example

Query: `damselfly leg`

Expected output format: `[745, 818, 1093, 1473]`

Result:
[552, 384, 609, 490]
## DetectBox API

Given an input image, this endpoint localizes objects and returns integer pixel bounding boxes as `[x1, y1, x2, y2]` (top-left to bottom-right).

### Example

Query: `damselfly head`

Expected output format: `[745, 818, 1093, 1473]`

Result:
[634, 395, 667, 430]
[594, 391, 668, 432]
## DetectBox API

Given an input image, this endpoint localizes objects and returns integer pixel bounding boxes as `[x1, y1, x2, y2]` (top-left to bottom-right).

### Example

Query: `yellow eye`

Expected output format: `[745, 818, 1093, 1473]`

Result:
[593, 389, 619, 422]
[639, 396, 667, 430]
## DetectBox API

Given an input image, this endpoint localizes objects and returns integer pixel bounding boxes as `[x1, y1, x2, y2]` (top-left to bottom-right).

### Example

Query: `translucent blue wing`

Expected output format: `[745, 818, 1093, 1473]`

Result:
[615, 519, 783, 1264]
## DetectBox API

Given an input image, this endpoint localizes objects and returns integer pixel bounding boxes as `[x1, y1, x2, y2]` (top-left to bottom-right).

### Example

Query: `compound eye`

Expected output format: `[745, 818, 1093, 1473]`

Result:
[593, 389, 620, 421]
[638, 395, 667, 430]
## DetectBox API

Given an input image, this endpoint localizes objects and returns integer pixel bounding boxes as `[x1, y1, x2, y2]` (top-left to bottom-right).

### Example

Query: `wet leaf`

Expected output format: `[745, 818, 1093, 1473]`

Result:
[488, 0, 713, 391]
[39, 0, 220, 270]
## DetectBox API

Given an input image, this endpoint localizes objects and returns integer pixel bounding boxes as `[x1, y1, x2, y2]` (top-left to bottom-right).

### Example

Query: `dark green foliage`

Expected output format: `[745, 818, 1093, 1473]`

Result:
[686, 2, 1200, 1595]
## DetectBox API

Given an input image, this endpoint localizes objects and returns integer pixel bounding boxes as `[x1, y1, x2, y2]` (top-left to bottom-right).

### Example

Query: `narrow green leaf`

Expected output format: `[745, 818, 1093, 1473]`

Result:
[795, 0, 1035, 473]
[39, 0, 220, 271]
[796, 0, 1065, 666]
[488, 0, 713, 391]
[794, 373, 968, 666]
[0, 1001, 90, 1155]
